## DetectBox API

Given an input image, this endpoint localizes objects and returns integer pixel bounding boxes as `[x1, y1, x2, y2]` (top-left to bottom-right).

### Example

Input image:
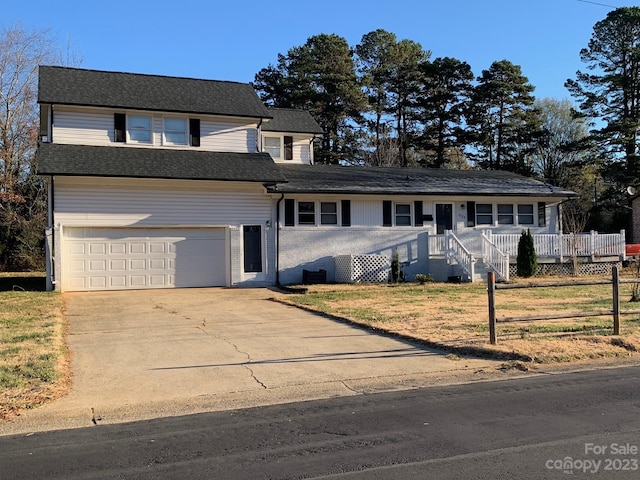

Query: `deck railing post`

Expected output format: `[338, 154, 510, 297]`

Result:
[612, 265, 620, 335]
[488, 272, 497, 344]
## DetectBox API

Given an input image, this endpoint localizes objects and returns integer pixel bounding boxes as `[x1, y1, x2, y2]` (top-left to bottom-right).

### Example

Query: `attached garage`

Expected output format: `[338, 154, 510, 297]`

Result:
[62, 227, 227, 291]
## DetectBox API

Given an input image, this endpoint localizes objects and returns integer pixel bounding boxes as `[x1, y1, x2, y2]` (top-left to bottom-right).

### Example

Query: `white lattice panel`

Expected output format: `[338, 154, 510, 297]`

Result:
[509, 261, 621, 278]
[334, 255, 390, 283]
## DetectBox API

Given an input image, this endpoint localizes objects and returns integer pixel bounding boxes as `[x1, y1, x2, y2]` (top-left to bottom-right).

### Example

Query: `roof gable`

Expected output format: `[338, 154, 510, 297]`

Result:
[262, 108, 324, 135]
[38, 66, 272, 119]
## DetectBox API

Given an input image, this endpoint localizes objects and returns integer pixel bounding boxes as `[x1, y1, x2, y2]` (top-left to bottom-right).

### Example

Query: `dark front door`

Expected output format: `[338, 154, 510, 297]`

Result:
[436, 204, 453, 234]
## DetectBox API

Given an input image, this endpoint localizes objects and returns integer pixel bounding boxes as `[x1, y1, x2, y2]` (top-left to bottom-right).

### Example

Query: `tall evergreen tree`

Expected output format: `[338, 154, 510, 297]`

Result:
[416, 57, 474, 168]
[253, 34, 365, 164]
[355, 29, 397, 166]
[386, 39, 430, 167]
[566, 7, 640, 186]
[466, 60, 538, 174]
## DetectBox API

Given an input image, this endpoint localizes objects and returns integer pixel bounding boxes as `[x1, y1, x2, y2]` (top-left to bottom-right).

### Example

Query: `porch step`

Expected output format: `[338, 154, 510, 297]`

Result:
[472, 261, 493, 282]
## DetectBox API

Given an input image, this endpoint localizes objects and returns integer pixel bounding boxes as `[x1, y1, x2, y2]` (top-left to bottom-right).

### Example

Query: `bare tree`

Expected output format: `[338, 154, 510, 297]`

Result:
[0, 23, 77, 270]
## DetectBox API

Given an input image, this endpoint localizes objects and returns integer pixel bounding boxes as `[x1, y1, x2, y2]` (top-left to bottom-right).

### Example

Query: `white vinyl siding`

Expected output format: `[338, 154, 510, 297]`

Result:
[52, 109, 114, 144]
[50, 106, 259, 152]
[200, 119, 258, 153]
[54, 177, 271, 226]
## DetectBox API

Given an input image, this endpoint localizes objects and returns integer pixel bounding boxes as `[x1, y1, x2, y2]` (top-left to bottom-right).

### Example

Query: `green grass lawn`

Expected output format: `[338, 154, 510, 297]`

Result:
[0, 273, 68, 419]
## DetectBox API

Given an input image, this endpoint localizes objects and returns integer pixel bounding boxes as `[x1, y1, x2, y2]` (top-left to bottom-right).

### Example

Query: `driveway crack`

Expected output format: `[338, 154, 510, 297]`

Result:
[341, 381, 360, 394]
[201, 323, 267, 389]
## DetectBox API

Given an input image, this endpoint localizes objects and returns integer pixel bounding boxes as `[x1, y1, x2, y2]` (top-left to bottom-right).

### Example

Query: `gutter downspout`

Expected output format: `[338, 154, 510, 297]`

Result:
[275, 192, 284, 286]
[256, 118, 263, 152]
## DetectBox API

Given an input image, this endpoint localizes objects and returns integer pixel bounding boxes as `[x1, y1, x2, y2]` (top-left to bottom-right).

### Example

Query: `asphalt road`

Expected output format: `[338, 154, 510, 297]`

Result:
[2, 366, 640, 479]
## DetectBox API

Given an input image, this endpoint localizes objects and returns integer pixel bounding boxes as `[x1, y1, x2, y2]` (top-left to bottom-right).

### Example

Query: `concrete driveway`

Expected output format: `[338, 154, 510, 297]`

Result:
[2, 288, 504, 435]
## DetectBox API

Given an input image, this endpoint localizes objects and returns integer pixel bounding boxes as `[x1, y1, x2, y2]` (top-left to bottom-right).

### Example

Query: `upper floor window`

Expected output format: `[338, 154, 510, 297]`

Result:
[128, 115, 152, 143]
[264, 136, 281, 159]
[263, 135, 293, 160]
[164, 118, 187, 145]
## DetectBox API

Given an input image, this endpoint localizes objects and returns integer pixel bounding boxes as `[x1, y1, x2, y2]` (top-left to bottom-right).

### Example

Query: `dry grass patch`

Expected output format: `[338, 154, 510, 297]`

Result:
[279, 276, 640, 364]
[0, 289, 69, 419]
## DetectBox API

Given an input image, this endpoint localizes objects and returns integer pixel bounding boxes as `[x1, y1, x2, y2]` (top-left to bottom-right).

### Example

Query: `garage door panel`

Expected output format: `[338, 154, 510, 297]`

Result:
[64, 228, 226, 291]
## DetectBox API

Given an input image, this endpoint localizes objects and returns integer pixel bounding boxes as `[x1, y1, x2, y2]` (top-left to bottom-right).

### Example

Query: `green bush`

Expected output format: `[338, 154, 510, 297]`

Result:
[516, 229, 538, 277]
[414, 273, 433, 283]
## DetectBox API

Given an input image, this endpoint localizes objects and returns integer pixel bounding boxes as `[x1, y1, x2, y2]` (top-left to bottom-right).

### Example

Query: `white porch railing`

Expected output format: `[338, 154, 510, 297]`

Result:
[483, 230, 626, 261]
[481, 232, 510, 282]
[445, 230, 475, 280]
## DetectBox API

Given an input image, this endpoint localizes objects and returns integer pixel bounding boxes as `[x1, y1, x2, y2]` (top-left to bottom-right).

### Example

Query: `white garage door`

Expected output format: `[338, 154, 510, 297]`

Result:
[63, 228, 226, 291]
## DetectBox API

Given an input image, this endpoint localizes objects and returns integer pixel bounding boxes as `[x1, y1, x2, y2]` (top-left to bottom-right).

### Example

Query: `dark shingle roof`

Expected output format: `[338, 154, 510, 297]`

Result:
[262, 108, 324, 134]
[38, 66, 272, 119]
[269, 164, 576, 198]
[37, 143, 286, 183]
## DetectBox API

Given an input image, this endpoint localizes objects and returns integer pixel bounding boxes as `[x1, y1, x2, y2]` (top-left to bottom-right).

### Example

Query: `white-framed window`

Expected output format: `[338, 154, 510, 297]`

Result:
[128, 115, 152, 143]
[298, 202, 316, 224]
[518, 204, 534, 225]
[164, 117, 187, 146]
[264, 136, 281, 159]
[263, 135, 293, 160]
[320, 202, 338, 225]
[498, 204, 514, 224]
[395, 203, 412, 226]
[476, 204, 493, 225]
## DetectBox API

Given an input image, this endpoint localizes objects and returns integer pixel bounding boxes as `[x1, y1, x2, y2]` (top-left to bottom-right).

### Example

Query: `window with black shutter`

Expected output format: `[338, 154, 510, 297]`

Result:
[189, 119, 200, 147]
[114, 113, 126, 143]
[284, 199, 295, 226]
[383, 200, 392, 227]
[538, 202, 546, 227]
[284, 136, 293, 160]
[414, 201, 423, 226]
[341, 200, 351, 226]
[467, 201, 476, 227]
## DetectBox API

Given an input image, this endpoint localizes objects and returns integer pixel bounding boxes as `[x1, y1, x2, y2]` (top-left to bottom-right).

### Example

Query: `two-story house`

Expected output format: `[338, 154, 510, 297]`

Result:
[37, 66, 582, 292]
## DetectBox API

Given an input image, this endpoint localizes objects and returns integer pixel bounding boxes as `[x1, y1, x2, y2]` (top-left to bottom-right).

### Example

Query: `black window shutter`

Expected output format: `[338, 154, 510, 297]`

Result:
[284, 199, 295, 226]
[538, 202, 546, 227]
[190, 119, 200, 147]
[284, 136, 293, 160]
[383, 200, 392, 227]
[114, 113, 126, 142]
[467, 201, 476, 227]
[414, 201, 423, 226]
[341, 200, 351, 226]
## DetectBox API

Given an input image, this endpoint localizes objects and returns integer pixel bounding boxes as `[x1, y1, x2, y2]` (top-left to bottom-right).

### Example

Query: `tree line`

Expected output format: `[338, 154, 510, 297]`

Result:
[253, 7, 640, 235]
[1, 7, 640, 271]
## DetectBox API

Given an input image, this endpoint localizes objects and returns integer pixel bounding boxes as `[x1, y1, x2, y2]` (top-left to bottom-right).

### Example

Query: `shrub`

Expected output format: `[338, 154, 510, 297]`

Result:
[516, 229, 538, 277]
[414, 273, 433, 283]
[391, 249, 400, 282]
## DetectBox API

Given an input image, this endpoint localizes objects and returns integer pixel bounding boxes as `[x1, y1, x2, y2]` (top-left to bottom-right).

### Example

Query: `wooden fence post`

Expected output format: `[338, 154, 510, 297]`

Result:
[488, 272, 497, 344]
[612, 265, 620, 335]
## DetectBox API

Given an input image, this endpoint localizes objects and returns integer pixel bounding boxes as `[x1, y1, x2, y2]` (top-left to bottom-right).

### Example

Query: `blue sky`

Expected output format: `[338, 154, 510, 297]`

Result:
[3, 0, 626, 101]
